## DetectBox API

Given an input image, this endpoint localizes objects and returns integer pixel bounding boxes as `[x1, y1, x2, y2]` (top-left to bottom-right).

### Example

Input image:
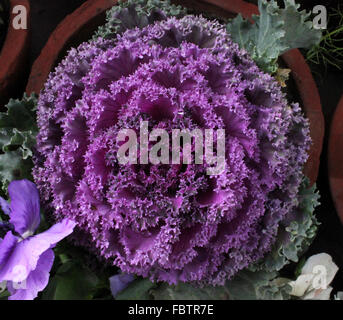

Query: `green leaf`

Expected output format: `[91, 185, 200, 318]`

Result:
[0, 96, 37, 131]
[227, 0, 322, 73]
[0, 93, 38, 158]
[42, 262, 99, 300]
[250, 178, 320, 273]
[0, 289, 10, 300]
[0, 94, 38, 194]
[45, 241, 116, 300]
[94, 0, 187, 39]
[116, 278, 156, 300]
[0, 150, 34, 193]
[151, 270, 291, 300]
[278, 0, 322, 52]
[152, 282, 230, 300]
[226, 270, 289, 300]
[225, 270, 292, 300]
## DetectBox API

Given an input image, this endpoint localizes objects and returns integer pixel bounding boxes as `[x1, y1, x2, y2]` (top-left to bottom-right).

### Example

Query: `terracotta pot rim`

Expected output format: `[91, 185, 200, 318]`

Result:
[26, 0, 324, 185]
[26, 0, 118, 95]
[0, 0, 30, 106]
[329, 95, 343, 224]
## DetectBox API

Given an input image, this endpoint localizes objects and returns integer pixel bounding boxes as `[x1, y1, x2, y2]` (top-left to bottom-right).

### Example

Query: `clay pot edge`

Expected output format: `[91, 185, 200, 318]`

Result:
[26, 0, 118, 95]
[329, 95, 343, 224]
[0, 0, 30, 106]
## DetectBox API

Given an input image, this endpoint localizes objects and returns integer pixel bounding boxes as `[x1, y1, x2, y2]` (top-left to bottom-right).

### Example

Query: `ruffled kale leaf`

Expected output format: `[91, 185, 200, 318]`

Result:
[227, 0, 322, 73]
[123, 270, 291, 300]
[223, 270, 292, 300]
[94, 0, 187, 39]
[279, 0, 323, 51]
[0, 93, 37, 158]
[150, 282, 230, 300]
[0, 94, 38, 193]
[119, 178, 318, 301]
[0, 150, 34, 193]
[250, 178, 320, 273]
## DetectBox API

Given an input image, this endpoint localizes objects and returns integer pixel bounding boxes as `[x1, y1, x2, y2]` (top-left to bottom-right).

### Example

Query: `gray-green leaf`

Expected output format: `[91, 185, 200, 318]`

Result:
[0, 94, 38, 193]
[227, 0, 322, 73]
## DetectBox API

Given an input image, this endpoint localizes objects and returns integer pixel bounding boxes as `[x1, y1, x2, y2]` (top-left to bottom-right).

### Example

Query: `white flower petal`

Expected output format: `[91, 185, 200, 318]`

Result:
[303, 287, 333, 300]
[290, 274, 314, 297]
[301, 253, 338, 288]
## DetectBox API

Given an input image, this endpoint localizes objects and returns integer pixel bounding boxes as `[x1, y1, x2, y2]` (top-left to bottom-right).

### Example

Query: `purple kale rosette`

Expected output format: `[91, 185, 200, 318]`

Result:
[33, 1, 316, 287]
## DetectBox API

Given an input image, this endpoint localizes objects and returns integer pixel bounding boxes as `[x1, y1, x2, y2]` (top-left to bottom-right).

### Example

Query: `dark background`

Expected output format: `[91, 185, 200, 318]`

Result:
[18, 0, 343, 295]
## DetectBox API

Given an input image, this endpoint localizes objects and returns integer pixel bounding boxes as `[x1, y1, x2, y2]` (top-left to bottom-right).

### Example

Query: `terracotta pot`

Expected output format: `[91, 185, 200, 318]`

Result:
[26, 0, 118, 95]
[26, 0, 324, 185]
[329, 95, 343, 224]
[0, 0, 30, 107]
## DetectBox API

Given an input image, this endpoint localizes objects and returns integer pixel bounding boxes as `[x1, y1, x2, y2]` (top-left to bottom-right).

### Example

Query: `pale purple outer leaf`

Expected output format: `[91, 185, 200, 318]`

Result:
[110, 273, 135, 298]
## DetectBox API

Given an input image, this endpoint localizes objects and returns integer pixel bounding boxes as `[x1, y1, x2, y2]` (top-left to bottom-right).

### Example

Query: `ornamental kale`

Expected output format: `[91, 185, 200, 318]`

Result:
[32, 0, 319, 288]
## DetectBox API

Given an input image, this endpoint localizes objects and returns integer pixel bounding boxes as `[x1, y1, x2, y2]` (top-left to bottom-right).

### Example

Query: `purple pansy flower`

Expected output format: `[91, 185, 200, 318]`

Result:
[0, 180, 76, 300]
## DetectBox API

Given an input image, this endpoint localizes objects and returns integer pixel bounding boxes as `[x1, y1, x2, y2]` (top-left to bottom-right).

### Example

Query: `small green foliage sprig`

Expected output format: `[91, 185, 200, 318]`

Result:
[306, 4, 343, 70]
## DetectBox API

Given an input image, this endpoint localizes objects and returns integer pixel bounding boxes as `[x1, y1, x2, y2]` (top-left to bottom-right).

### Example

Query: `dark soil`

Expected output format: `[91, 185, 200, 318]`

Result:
[0, 0, 9, 50]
